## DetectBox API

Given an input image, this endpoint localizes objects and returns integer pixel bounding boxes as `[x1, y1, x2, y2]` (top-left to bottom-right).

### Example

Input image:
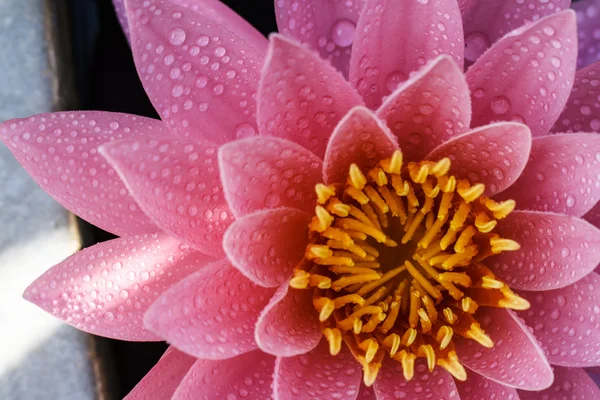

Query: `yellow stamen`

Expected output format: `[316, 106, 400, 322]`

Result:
[323, 328, 342, 355]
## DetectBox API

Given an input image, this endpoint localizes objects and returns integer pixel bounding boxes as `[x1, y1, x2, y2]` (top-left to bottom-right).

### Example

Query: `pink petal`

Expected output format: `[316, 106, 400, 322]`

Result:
[374, 359, 459, 400]
[552, 61, 600, 133]
[100, 137, 233, 257]
[166, 0, 268, 55]
[218, 136, 323, 218]
[172, 350, 275, 400]
[274, 0, 365, 77]
[425, 122, 532, 197]
[519, 366, 600, 400]
[323, 106, 398, 185]
[23, 233, 213, 341]
[461, 0, 571, 65]
[487, 211, 600, 291]
[124, 347, 196, 400]
[466, 10, 578, 137]
[455, 369, 519, 400]
[376, 56, 471, 162]
[126, 0, 265, 144]
[454, 308, 553, 390]
[0, 111, 162, 236]
[274, 340, 361, 400]
[573, 0, 600, 68]
[349, 0, 464, 109]
[255, 285, 322, 357]
[518, 272, 600, 367]
[224, 208, 310, 288]
[144, 259, 275, 359]
[495, 134, 600, 217]
[112, 0, 130, 41]
[257, 34, 363, 158]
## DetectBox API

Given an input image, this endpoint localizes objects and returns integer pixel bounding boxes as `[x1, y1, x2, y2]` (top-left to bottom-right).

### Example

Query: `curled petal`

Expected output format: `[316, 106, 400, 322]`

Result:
[573, 0, 600, 68]
[496, 134, 600, 217]
[455, 369, 519, 400]
[374, 358, 459, 400]
[350, 0, 464, 109]
[426, 122, 532, 197]
[113, 0, 130, 41]
[274, 340, 361, 400]
[377, 56, 471, 162]
[488, 211, 600, 291]
[24, 233, 213, 341]
[553, 61, 600, 133]
[255, 285, 322, 357]
[466, 10, 578, 137]
[518, 273, 600, 367]
[126, 0, 265, 143]
[519, 366, 600, 400]
[454, 308, 553, 390]
[274, 0, 365, 77]
[173, 350, 275, 400]
[218, 136, 323, 218]
[0, 111, 162, 236]
[461, 0, 571, 65]
[101, 137, 233, 256]
[144, 259, 275, 359]
[224, 208, 310, 287]
[124, 347, 196, 400]
[324, 106, 398, 185]
[257, 34, 363, 158]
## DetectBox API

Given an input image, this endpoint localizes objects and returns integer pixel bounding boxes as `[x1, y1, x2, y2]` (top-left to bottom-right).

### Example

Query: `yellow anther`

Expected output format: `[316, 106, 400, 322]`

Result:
[322, 228, 354, 246]
[349, 164, 367, 190]
[438, 175, 457, 193]
[345, 186, 370, 204]
[380, 150, 403, 174]
[465, 323, 494, 348]
[289, 270, 309, 289]
[408, 162, 430, 183]
[368, 167, 388, 186]
[308, 274, 332, 289]
[306, 244, 332, 259]
[402, 327, 418, 346]
[437, 351, 466, 381]
[359, 339, 379, 363]
[498, 288, 530, 310]
[421, 295, 438, 322]
[474, 212, 497, 233]
[418, 344, 436, 371]
[394, 350, 416, 381]
[353, 318, 363, 334]
[422, 179, 440, 198]
[490, 237, 521, 253]
[454, 225, 476, 253]
[461, 297, 479, 314]
[333, 294, 365, 308]
[391, 175, 410, 196]
[362, 361, 381, 387]
[315, 183, 336, 204]
[443, 307, 458, 325]
[436, 326, 453, 350]
[312, 256, 354, 267]
[485, 198, 516, 219]
[364, 185, 389, 213]
[457, 180, 485, 202]
[481, 276, 504, 289]
[431, 157, 451, 176]
[327, 198, 351, 217]
[450, 202, 471, 231]
[313, 297, 335, 321]
[383, 334, 401, 357]
[417, 308, 432, 334]
[323, 328, 342, 356]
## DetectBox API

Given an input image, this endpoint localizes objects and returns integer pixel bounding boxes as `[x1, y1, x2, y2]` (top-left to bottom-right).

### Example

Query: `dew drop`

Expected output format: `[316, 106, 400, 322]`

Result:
[330, 19, 356, 48]
[464, 32, 491, 62]
[169, 28, 186, 46]
[234, 123, 257, 138]
[490, 96, 510, 115]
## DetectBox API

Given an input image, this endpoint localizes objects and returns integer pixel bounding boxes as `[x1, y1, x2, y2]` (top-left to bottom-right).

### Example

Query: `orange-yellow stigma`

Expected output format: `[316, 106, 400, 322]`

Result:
[290, 150, 530, 386]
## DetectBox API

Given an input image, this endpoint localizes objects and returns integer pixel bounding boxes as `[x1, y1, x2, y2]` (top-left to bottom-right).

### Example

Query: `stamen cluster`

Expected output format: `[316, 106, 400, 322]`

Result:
[290, 150, 530, 386]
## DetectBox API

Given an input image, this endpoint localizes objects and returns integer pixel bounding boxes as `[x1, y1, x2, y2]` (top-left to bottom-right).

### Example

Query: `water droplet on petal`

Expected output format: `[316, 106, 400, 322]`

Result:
[169, 28, 186, 46]
[490, 96, 510, 115]
[465, 32, 490, 62]
[330, 19, 356, 48]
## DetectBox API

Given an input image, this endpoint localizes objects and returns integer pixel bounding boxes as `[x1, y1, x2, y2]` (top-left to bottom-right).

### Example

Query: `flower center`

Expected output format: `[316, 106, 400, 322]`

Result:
[289, 150, 530, 386]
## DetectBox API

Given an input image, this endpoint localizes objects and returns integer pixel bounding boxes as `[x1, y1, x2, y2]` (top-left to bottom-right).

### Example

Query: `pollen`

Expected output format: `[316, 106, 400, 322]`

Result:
[291, 150, 528, 386]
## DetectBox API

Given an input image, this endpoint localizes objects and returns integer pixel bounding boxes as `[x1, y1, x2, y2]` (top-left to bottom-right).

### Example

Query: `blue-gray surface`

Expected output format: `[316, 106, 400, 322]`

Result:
[0, 0, 96, 399]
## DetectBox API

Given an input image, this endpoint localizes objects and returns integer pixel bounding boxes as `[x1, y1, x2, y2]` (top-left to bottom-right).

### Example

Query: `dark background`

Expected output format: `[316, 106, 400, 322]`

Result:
[68, 0, 276, 397]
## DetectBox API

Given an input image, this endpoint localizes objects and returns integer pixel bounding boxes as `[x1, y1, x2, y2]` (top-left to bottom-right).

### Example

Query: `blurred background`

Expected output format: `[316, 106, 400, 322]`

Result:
[0, 0, 274, 398]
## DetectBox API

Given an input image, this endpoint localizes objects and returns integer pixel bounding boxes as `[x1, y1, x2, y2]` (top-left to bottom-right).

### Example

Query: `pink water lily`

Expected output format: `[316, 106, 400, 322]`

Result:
[2, 0, 600, 399]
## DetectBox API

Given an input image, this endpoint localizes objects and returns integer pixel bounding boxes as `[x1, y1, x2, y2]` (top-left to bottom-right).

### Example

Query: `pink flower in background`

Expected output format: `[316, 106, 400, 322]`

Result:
[1, 0, 599, 399]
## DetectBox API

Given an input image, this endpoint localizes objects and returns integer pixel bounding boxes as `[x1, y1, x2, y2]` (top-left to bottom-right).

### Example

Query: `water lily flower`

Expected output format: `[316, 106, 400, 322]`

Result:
[1, 0, 600, 399]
